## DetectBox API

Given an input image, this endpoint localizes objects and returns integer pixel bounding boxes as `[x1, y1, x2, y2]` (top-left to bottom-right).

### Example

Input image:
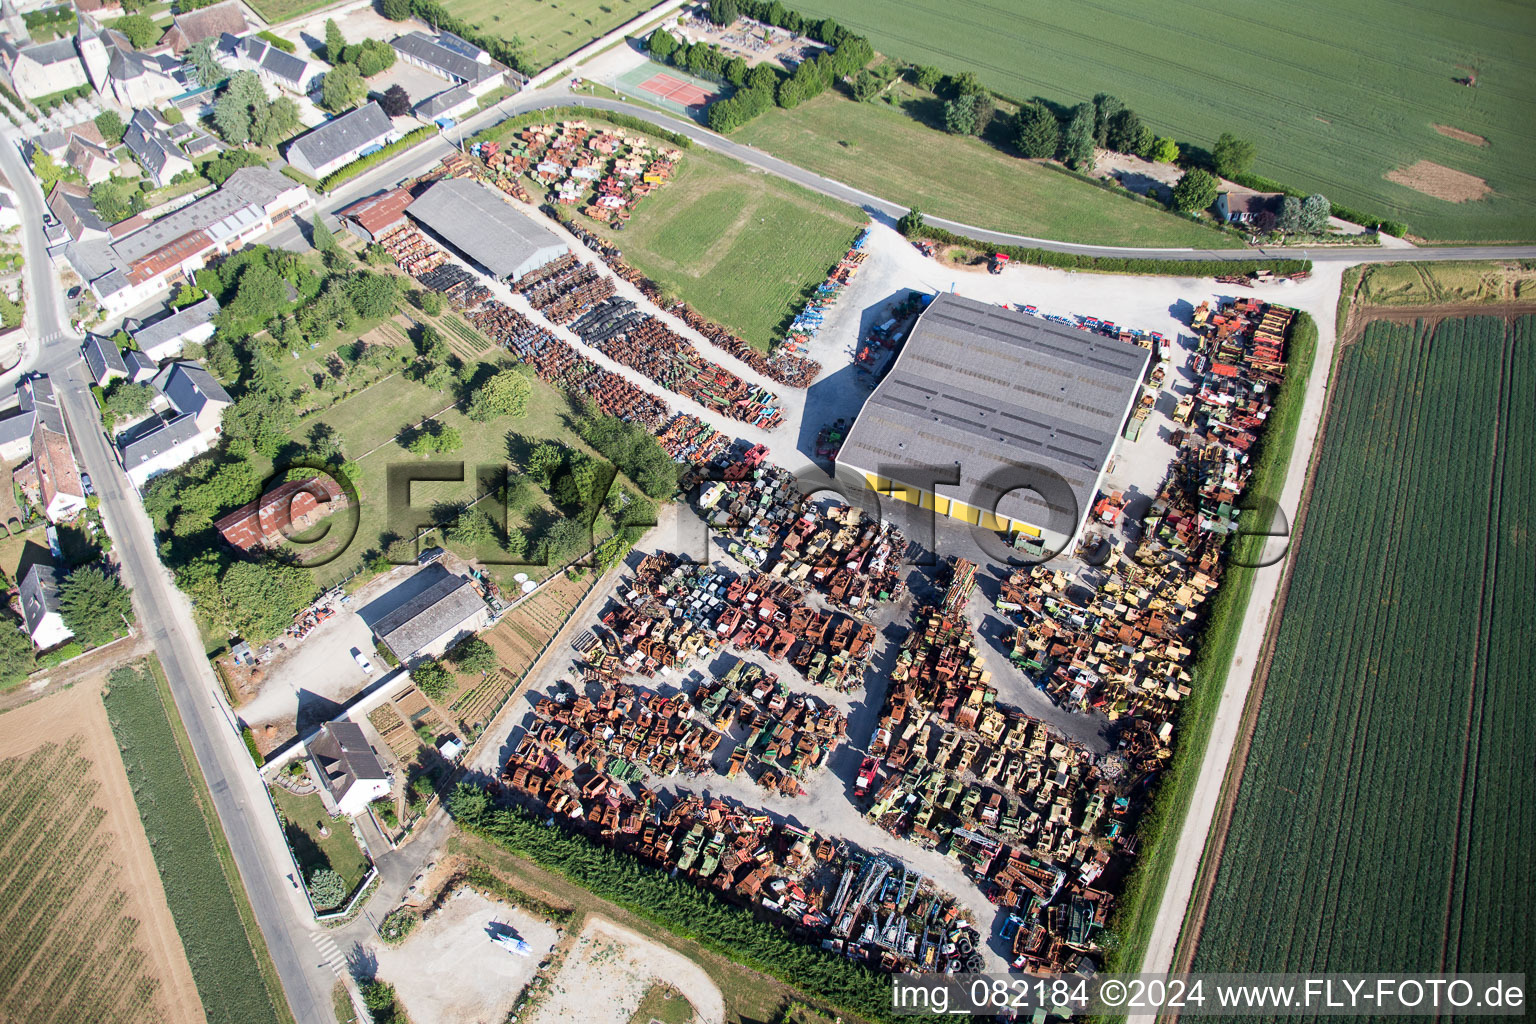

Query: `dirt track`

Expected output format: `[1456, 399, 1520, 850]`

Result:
[0, 679, 205, 1024]
[530, 915, 724, 1024]
[1342, 300, 1536, 344]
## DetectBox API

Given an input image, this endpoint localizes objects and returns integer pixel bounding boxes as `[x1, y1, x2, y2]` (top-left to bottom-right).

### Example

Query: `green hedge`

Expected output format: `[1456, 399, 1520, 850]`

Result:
[907, 222, 1311, 277]
[451, 785, 904, 1024]
[257, 31, 296, 54]
[476, 105, 692, 151]
[318, 125, 435, 191]
[241, 725, 264, 766]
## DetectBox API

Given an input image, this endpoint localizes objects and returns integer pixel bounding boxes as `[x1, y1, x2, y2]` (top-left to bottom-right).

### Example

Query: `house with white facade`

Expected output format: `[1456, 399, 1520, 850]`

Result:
[77, 15, 182, 108]
[117, 360, 231, 486]
[284, 101, 397, 180]
[82, 333, 127, 387]
[12, 376, 87, 523]
[389, 30, 520, 96]
[129, 295, 218, 361]
[57, 166, 310, 315]
[228, 34, 323, 95]
[19, 564, 73, 650]
[308, 722, 390, 818]
[0, 36, 88, 100]
[123, 109, 194, 187]
[63, 132, 117, 184]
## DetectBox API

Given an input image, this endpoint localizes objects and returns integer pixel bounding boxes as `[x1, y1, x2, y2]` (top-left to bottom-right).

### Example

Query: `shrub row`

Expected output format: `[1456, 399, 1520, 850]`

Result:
[905, 222, 1311, 277]
[256, 30, 295, 53]
[318, 125, 435, 191]
[451, 785, 904, 1024]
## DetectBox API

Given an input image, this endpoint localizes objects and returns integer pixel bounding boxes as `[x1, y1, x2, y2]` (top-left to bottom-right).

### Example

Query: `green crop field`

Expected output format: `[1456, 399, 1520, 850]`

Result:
[731, 90, 1241, 248]
[587, 143, 866, 349]
[106, 662, 290, 1024]
[1191, 316, 1535, 986]
[243, 0, 333, 25]
[439, 0, 659, 73]
[787, 0, 1536, 242]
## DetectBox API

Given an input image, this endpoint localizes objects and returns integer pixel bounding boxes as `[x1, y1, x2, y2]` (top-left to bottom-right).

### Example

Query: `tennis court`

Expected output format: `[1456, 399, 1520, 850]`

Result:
[613, 60, 724, 121]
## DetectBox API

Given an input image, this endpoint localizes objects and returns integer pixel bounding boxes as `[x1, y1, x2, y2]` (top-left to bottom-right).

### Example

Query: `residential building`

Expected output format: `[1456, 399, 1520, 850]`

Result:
[82, 333, 127, 387]
[63, 132, 117, 184]
[0, 191, 16, 229]
[13, 376, 87, 522]
[123, 109, 194, 188]
[57, 165, 310, 315]
[18, 564, 72, 650]
[229, 33, 323, 95]
[117, 410, 205, 487]
[158, 0, 248, 54]
[370, 566, 489, 662]
[123, 349, 157, 382]
[413, 83, 476, 125]
[1214, 190, 1283, 229]
[406, 177, 567, 280]
[77, 16, 182, 107]
[337, 186, 413, 243]
[308, 721, 390, 818]
[284, 101, 398, 180]
[0, 37, 88, 100]
[152, 360, 231, 433]
[835, 292, 1150, 554]
[46, 180, 113, 243]
[389, 30, 520, 96]
[129, 294, 218, 361]
[214, 476, 348, 551]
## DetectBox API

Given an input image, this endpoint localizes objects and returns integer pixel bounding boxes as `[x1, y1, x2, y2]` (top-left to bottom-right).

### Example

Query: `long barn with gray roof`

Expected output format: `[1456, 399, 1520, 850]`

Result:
[835, 292, 1150, 553]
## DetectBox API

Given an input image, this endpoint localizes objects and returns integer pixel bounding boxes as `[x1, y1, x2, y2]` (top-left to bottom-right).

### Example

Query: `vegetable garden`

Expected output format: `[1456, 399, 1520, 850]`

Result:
[1191, 316, 1535, 983]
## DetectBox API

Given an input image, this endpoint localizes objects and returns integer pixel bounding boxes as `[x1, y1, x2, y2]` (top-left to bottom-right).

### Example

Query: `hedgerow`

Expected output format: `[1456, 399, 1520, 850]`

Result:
[318, 125, 435, 191]
[904, 221, 1311, 277]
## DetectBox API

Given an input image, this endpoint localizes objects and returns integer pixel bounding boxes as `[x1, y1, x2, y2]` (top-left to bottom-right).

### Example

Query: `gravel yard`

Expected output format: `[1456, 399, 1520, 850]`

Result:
[528, 915, 724, 1024]
[375, 889, 560, 1024]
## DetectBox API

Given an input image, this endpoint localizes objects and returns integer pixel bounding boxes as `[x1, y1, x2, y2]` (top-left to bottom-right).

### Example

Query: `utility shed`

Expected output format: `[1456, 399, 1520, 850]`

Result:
[405, 177, 566, 280]
[371, 569, 488, 662]
[836, 292, 1149, 553]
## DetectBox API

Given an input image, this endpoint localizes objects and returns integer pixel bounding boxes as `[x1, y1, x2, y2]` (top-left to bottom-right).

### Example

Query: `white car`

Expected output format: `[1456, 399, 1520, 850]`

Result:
[353, 651, 374, 675]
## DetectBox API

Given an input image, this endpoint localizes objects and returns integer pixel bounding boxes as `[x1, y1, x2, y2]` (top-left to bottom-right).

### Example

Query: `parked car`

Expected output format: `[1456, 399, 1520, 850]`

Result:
[352, 649, 374, 674]
[80, 473, 93, 497]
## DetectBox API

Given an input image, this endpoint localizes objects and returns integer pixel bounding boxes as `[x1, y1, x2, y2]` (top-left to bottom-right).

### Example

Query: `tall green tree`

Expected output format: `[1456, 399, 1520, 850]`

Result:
[59, 565, 133, 644]
[465, 369, 531, 421]
[942, 96, 977, 136]
[112, 13, 161, 49]
[311, 211, 336, 252]
[0, 614, 36, 686]
[381, 0, 410, 19]
[323, 19, 346, 64]
[1013, 102, 1059, 158]
[307, 868, 347, 910]
[1091, 92, 1123, 147]
[320, 63, 365, 113]
[709, 0, 738, 26]
[94, 110, 124, 145]
[1105, 108, 1142, 153]
[450, 636, 497, 676]
[1212, 132, 1257, 178]
[648, 28, 678, 60]
[186, 38, 226, 87]
[412, 658, 454, 698]
[1060, 102, 1095, 169]
[1172, 168, 1220, 212]
[1299, 193, 1331, 233]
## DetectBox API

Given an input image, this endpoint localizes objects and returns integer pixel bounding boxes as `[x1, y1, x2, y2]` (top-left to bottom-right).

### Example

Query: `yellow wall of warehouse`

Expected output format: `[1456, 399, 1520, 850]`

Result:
[859, 471, 1041, 536]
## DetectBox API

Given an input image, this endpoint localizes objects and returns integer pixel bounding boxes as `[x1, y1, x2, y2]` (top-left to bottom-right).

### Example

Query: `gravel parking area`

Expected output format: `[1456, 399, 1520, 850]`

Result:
[375, 889, 560, 1024]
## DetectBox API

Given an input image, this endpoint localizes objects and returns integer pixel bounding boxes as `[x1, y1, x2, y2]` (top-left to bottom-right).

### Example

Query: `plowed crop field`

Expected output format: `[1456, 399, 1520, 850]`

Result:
[1192, 315, 1535, 985]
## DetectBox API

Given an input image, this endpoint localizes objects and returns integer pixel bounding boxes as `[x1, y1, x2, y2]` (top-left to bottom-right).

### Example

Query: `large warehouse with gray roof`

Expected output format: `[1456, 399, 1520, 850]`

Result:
[405, 177, 567, 280]
[835, 292, 1150, 554]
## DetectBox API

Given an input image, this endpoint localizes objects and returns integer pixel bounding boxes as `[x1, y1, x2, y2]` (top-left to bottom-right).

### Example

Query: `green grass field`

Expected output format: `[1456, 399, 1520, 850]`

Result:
[242, 0, 334, 25]
[1357, 260, 1536, 306]
[587, 143, 865, 349]
[1191, 316, 1534, 986]
[105, 661, 290, 1024]
[270, 788, 371, 898]
[787, 0, 1536, 241]
[732, 89, 1241, 248]
[439, 0, 659, 72]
